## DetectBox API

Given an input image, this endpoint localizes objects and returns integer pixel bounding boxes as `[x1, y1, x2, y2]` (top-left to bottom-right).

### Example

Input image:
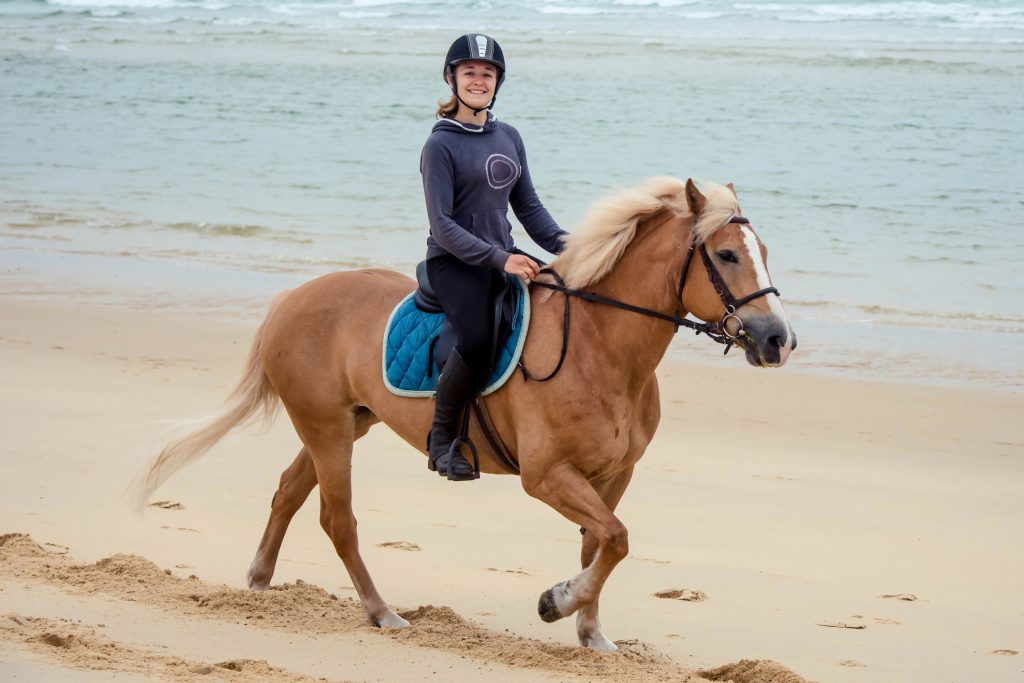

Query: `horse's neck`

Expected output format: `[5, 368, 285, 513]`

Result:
[573, 215, 686, 392]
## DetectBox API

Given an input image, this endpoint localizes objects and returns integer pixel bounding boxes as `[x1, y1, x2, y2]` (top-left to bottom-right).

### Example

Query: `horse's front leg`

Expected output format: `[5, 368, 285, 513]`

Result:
[575, 466, 634, 651]
[521, 462, 631, 651]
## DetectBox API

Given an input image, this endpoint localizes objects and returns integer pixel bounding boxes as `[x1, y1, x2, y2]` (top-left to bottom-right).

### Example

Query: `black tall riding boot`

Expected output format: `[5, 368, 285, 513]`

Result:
[427, 348, 477, 481]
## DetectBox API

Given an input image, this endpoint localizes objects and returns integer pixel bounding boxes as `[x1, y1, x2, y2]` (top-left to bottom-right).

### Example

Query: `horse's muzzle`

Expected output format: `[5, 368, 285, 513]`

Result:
[738, 314, 796, 368]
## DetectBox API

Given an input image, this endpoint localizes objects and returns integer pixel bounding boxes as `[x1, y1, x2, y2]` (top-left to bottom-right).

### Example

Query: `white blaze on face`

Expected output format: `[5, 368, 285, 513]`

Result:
[740, 225, 792, 348]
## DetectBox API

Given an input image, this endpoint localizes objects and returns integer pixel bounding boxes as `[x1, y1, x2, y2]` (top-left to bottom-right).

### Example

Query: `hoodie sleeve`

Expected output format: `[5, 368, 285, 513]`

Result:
[421, 137, 510, 270]
[507, 128, 569, 256]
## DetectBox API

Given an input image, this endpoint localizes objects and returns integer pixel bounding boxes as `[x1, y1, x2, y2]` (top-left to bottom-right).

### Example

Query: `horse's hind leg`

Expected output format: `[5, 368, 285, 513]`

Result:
[247, 408, 379, 591]
[302, 410, 407, 628]
[247, 446, 317, 589]
[574, 467, 634, 651]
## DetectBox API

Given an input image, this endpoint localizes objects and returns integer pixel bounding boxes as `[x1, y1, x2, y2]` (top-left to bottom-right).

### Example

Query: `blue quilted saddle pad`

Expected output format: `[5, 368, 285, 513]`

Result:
[382, 276, 530, 397]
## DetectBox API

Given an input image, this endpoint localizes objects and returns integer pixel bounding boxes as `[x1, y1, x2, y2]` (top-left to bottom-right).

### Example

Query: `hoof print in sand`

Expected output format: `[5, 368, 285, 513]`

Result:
[991, 649, 1018, 656]
[377, 541, 421, 551]
[485, 567, 530, 576]
[148, 500, 185, 510]
[818, 621, 866, 630]
[654, 588, 706, 602]
[879, 593, 917, 601]
[840, 659, 866, 668]
[34, 632, 77, 648]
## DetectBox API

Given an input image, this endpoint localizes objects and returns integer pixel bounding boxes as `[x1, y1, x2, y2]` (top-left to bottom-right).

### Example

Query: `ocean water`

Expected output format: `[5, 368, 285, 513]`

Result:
[2, 0, 1023, 390]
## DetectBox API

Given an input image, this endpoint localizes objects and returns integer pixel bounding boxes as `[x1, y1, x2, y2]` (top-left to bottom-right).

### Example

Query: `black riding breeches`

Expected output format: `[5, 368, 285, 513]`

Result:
[426, 253, 505, 388]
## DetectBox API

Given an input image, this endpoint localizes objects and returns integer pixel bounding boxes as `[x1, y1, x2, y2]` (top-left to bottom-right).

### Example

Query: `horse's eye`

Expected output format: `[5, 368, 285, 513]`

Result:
[717, 250, 738, 264]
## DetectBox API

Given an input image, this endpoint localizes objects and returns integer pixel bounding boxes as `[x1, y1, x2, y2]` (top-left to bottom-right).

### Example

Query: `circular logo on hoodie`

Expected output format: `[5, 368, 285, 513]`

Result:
[486, 153, 520, 190]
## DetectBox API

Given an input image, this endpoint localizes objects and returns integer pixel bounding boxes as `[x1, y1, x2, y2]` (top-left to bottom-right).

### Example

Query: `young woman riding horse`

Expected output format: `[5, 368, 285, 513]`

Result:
[137, 172, 795, 650]
[423, 33, 567, 480]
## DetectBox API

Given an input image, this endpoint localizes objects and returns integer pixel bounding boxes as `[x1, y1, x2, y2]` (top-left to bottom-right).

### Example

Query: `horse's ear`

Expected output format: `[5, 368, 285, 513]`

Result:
[684, 178, 706, 216]
[726, 182, 737, 198]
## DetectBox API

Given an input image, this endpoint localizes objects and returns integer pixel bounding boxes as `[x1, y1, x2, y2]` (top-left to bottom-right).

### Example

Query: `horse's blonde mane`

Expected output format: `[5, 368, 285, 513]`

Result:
[552, 177, 740, 290]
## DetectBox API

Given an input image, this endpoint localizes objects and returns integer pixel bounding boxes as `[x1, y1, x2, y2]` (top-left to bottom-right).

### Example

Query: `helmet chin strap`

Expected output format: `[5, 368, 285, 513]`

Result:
[449, 72, 497, 116]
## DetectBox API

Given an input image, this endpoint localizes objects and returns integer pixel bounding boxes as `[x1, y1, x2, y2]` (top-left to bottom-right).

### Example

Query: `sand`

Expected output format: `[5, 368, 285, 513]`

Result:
[1, 296, 1022, 682]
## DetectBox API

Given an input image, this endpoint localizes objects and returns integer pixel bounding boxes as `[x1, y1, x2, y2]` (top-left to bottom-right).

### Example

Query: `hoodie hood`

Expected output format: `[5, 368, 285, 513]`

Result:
[432, 112, 498, 135]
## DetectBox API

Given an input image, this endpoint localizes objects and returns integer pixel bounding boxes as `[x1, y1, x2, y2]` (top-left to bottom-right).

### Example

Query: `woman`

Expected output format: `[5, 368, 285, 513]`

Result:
[422, 33, 568, 481]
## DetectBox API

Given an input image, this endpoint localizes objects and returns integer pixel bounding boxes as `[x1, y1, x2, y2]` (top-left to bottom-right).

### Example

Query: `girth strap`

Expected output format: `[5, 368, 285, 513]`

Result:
[471, 397, 520, 475]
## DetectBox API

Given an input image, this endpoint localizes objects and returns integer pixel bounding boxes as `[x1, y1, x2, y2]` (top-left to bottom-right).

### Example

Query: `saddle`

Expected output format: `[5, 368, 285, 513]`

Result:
[382, 262, 529, 398]
[413, 260, 517, 377]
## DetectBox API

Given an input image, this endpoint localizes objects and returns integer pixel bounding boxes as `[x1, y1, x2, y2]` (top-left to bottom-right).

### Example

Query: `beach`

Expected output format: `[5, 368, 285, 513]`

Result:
[3, 0, 1024, 680]
[1, 296, 1022, 682]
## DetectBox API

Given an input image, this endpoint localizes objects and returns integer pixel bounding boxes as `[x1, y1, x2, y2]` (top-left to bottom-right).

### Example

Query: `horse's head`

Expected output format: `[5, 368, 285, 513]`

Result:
[681, 179, 796, 368]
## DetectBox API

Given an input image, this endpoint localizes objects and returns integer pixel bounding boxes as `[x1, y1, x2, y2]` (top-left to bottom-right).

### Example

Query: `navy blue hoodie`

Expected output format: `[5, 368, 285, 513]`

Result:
[421, 114, 567, 270]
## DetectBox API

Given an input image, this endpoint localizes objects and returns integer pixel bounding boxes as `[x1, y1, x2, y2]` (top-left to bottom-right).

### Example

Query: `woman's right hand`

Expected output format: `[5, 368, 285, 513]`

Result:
[504, 254, 541, 282]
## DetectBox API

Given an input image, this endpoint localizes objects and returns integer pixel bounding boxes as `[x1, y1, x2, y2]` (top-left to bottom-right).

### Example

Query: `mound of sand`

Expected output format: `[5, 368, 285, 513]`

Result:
[700, 658, 812, 683]
[0, 533, 810, 682]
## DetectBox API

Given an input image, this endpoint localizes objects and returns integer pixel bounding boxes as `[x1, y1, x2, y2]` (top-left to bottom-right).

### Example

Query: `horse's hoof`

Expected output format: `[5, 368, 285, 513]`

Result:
[246, 570, 270, 591]
[374, 612, 411, 629]
[538, 587, 564, 623]
[581, 633, 618, 652]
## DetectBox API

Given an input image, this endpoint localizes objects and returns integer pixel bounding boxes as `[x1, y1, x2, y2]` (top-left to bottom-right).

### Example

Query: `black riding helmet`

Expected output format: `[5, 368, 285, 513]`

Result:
[443, 33, 506, 115]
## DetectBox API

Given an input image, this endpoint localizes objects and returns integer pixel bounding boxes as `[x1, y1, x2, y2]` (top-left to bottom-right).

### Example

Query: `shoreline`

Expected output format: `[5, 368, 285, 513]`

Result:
[1, 295, 1022, 682]
[1, 247, 1021, 393]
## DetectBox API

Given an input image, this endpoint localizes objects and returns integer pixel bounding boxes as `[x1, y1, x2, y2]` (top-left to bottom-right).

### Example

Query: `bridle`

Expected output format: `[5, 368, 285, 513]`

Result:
[677, 216, 780, 346]
[520, 215, 780, 382]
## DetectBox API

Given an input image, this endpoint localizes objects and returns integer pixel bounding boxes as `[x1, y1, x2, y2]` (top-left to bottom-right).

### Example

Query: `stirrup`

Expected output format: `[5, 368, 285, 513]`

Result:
[425, 433, 478, 480]
[443, 437, 480, 482]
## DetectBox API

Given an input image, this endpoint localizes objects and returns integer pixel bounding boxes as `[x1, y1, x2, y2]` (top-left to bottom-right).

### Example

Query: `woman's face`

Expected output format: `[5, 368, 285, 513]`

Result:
[449, 60, 498, 110]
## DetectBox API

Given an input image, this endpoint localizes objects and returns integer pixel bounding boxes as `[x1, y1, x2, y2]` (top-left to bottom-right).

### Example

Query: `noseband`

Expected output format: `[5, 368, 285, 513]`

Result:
[521, 216, 781, 382]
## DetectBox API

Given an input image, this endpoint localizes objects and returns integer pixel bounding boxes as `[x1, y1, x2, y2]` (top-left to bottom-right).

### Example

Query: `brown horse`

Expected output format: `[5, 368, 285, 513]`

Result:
[137, 177, 795, 651]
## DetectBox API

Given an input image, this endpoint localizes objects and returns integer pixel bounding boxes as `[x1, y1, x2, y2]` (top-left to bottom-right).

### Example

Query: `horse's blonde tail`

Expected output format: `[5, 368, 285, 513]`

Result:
[133, 299, 284, 512]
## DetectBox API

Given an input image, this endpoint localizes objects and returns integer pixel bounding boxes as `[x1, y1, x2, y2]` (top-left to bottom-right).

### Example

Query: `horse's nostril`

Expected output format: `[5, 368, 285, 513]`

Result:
[768, 335, 783, 349]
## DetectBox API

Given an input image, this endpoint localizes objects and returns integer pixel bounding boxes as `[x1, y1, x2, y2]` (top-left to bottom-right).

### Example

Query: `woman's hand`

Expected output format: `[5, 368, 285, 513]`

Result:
[504, 254, 541, 282]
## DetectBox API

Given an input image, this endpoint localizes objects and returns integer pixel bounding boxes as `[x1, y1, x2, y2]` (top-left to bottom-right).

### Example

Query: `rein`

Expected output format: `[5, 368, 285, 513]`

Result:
[519, 216, 780, 382]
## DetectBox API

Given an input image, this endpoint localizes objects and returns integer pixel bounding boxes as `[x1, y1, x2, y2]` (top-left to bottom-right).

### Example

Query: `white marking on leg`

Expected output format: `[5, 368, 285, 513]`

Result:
[577, 607, 618, 652]
[246, 558, 270, 590]
[740, 226, 792, 347]
[558, 549, 605, 616]
[376, 610, 411, 628]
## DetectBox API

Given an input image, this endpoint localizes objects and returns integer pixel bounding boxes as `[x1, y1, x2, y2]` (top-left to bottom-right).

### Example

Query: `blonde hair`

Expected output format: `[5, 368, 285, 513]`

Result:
[435, 94, 459, 119]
